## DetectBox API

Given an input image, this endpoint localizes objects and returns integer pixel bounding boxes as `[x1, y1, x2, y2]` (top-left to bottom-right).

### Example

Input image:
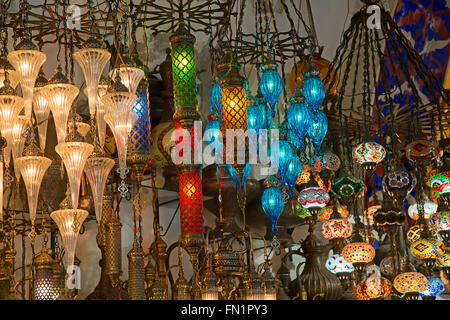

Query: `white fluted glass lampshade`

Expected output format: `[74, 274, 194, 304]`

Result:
[101, 88, 136, 178]
[7, 38, 46, 120]
[50, 208, 88, 270]
[84, 157, 114, 222]
[15, 155, 52, 223]
[11, 115, 27, 176]
[55, 142, 93, 209]
[0, 87, 24, 168]
[33, 71, 50, 151]
[96, 83, 108, 148]
[109, 66, 144, 95]
[104, 112, 129, 178]
[42, 66, 79, 144]
[73, 41, 110, 117]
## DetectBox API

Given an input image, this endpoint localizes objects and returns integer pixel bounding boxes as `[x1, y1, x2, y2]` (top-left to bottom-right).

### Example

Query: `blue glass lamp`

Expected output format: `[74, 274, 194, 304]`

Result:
[420, 276, 445, 299]
[204, 115, 223, 161]
[302, 69, 325, 120]
[287, 92, 312, 151]
[285, 155, 302, 198]
[259, 62, 283, 118]
[274, 139, 294, 183]
[261, 185, 285, 236]
[210, 80, 223, 125]
[307, 110, 328, 154]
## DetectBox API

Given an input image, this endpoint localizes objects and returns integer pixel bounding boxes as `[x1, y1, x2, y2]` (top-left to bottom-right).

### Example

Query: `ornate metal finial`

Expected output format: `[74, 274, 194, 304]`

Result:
[22, 135, 43, 157]
[34, 69, 48, 87]
[59, 186, 73, 210]
[48, 65, 69, 84]
[0, 72, 15, 96]
[107, 75, 129, 93]
[0, 55, 15, 73]
[14, 36, 38, 51]
[82, 35, 102, 49]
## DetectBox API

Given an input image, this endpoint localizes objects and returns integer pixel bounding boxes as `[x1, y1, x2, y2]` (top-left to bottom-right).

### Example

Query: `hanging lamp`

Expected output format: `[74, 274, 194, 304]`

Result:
[32, 70, 50, 151]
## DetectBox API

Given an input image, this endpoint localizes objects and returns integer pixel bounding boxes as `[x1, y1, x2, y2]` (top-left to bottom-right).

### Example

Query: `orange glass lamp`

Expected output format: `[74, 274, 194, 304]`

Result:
[42, 65, 79, 144]
[342, 242, 375, 273]
[7, 36, 46, 120]
[0, 75, 24, 169]
[393, 272, 428, 300]
[32, 70, 50, 151]
[15, 137, 51, 236]
[73, 35, 111, 118]
[221, 62, 247, 132]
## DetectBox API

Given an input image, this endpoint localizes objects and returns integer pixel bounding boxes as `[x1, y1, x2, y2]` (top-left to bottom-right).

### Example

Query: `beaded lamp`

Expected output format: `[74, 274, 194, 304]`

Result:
[393, 272, 428, 300]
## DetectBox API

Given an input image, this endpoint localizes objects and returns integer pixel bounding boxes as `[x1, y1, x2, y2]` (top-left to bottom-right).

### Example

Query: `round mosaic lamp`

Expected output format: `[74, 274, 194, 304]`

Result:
[407, 200, 438, 220]
[362, 276, 392, 300]
[353, 141, 386, 172]
[393, 272, 428, 300]
[298, 187, 330, 216]
[419, 276, 445, 300]
[341, 242, 375, 273]
[325, 254, 354, 284]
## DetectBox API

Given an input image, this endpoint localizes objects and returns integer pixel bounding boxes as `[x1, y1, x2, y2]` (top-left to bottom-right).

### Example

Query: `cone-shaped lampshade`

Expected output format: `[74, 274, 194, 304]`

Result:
[0, 77, 24, 168]
[84, 155, 114, 222]
[7, 37, 46, 120]
[15, 139, 52, 224]
[109, 62, 144, 95]
[11, 115, 27, 177]
[42, 65, 79, 144]
[91, 79, 109, 148]
[0, 55, 18, 89]
[101, 77, 136, 178]
[73, 36, 111, 117]
[33, 70, 50, 151]
[55, 127, 93, 209]
[50, 192, 88, 270]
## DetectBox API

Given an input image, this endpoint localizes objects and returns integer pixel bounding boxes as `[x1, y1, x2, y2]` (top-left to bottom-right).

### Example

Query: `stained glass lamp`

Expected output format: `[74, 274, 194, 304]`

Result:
[0, 77, 24, 168]
[410, 238, 445, 261]
[287, 93, 311, 152]
[326, 254, 354, 284]
[432, 204, 450, 245]
[33, 70, 50, 151]
[15, 138, 51, 227]
[362, 276, 392, 300]
[129, 79, 151, 154]
[302, 69, 325, 119]
[430, 173, 450, 205]
[353, 141, 386, 172]
[7, 36, 46, 120]
[405, 140, 436, 162]
[331, 174, 364, 208]
[321, 218, 353, 242]
[419, 276, 445, 300]
[276, 139, 293, 184]
[73, 36, 111, 117]
[437, 253, 450, 281]
[383, 169, 416, 204]
[55, 122, 94, 209]
[393, 272, 428, 300]
[101, 76, 136, 195]
[322, 152, 341, 173]
[50, 190, 88, 271]
[298, 187, 330, 216]
[259, 61, 282, 116]
[0, 55, 18, 89]
[178, 169, 204, 236]
[407, 200, 438, 220]
[42, 65, 80, 144]
[342, 242, 375, 272]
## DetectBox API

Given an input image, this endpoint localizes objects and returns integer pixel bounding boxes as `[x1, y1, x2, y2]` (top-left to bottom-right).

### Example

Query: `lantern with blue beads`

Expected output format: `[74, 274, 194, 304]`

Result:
[307, 110, 328, 154]
[259, 61, 283, 118]
[261, 182, 285, 237]
[287, 92, 312, 151]
[302, 69, 325, 120]
[285, 155, 302, 198]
